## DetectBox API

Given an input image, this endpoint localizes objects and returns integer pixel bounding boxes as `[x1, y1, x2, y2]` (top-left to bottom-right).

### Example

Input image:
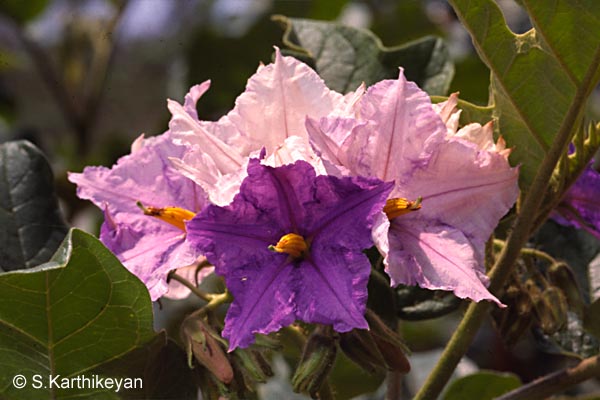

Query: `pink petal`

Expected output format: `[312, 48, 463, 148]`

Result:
[386, 217, 503, 305]
[263, 136, 329, 175]
[168, 99, 244, 175]
[183, 81, 211, 119]
[215, 47, 346, 154]
[397, 139, 519, 245]
[432, 92, 460, 133]
[352, 69, 446, 181]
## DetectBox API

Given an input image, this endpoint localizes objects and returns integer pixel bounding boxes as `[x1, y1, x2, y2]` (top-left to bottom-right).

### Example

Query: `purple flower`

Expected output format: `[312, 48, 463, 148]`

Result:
[187, 158, 393, 350]
[552, 161, 600, 239]
[69, 131, 210, 300]
[306, 70, 519, 305]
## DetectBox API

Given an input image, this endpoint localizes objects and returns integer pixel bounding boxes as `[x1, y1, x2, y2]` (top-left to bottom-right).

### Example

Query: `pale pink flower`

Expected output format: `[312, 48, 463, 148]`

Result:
[306, 70, 519, 305]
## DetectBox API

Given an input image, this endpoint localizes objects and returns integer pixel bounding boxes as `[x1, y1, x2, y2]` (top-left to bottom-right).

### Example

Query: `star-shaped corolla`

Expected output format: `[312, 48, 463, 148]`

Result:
[552, 161, 600, 239]
[187, 158, 393, 350]
[306, 70, 519, 305]
[69, 131, 209, 300]
[168, 48, 362, 205]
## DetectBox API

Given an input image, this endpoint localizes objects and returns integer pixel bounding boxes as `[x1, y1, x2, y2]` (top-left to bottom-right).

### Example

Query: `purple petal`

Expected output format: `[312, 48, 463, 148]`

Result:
[69, 131, 206, 300]
[552, 163, 600, 239]
[295, 250, 369, 332]
[222, 258, 296, 349]
[100, 215, 195, 299]
[188, 159, 392, 349]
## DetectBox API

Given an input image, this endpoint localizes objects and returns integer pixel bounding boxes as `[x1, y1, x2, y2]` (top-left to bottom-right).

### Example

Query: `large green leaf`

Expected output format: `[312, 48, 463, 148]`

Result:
[0, 141, 68, 272]
[274, 16, 454, 95]
[442, 371, 521, 400]
[450, 0, 600, 190]
[0, 229, 194, 399]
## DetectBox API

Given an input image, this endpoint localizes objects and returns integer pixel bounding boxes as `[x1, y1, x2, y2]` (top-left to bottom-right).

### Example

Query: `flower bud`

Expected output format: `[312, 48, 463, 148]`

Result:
[292, 326, 338, 398]
[365, 310, 410, 373]
[339, 329, 386, 374]
[253, 333, 283, 350]
[534, 287, 568, 335]
[547, 262, 585, 317]
[180, 313, 234, 384]
[231, 348, 274, 384]
[493, 284, 533, 345]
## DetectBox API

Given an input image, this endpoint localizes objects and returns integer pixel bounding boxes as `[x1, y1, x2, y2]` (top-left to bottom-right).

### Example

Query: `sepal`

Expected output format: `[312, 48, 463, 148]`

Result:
[180, 312, 234, 384]
[292, 325, 338, 398]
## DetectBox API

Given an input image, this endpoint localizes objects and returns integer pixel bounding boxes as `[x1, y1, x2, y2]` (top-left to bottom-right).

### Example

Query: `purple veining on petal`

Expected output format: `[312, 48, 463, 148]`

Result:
[69, 130, 207, 300]
[308, 70, 519, 305]
[187, 158, 392, 349]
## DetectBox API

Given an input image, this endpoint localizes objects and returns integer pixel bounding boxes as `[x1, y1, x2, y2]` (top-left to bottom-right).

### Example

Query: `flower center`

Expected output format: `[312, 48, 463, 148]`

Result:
[383, 197, 422, 220]
[137, 201, 195, 232]
[268, 233, 308, 258]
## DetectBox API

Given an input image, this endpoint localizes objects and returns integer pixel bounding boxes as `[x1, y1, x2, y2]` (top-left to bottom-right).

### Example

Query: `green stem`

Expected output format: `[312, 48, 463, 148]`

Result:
[168, 270, 213, 302]
[413, 300, 491, 400]
[495, 355, 600, 400]
[494, 239, 557, 265]
[188, 290, 232, 319]
[413, 7, 600, 398]
[520, 248, 556, 265]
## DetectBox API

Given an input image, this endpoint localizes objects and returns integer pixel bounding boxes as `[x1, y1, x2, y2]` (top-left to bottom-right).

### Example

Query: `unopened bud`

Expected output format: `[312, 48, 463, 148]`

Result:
[231, 348, 274, 384]
[292, 326, 338, 398]
[365, 310, 410, 373]
[493, 284, 533, 345]
[534, 287, 568, 335]
[548, 262, 585, 316]
[339, 329, 386, 374]
[181, 314, 233, 384]
[253, 333, 283, 350]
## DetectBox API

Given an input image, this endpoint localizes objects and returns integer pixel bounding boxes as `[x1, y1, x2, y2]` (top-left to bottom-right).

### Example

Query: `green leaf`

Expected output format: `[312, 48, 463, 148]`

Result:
[0, 141, 68, 272]
[442, 371, 521, 400]
[0, 0, 48, 24]
[450, 0, 600, 191]
[396, 285, 462, 321]
[0, 229, 192, 399]
[274, 15, 454, 95]
[93, 333, 197, 399]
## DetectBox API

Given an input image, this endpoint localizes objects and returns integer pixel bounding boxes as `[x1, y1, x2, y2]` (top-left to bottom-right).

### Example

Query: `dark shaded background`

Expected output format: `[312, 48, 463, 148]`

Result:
[4, 1, 592, 398]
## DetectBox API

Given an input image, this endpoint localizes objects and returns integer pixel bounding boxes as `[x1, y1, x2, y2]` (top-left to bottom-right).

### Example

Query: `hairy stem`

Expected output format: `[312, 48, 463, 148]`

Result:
[413, 5, 600, 398]
[495, 355, 600, 400]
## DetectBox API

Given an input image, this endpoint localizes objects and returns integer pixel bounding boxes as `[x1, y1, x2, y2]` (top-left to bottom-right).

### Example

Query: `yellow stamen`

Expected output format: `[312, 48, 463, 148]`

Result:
[137, 201, 195, 232]
[268, 233, 308, 258]
[383, 197, 422, 220]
